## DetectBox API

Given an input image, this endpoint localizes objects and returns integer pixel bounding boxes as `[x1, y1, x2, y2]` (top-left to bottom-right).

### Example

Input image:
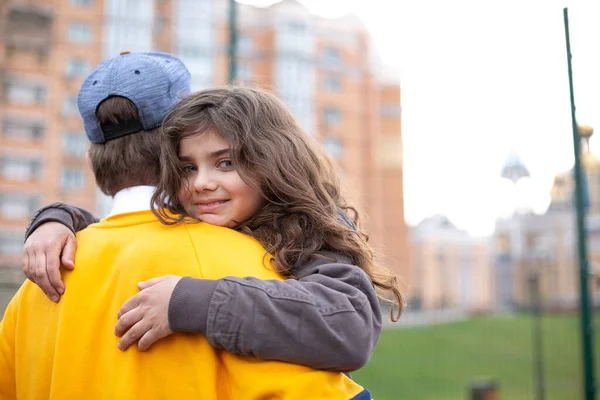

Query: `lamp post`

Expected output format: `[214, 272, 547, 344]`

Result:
[564, 8, 596, 399]
[527, 232, 546, 400]
[575, 123, 596, 399]
[498, 151, 531, 310]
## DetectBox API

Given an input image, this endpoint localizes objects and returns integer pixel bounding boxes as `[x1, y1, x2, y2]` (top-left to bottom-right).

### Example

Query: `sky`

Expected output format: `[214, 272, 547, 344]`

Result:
[241, 0, 600, 235]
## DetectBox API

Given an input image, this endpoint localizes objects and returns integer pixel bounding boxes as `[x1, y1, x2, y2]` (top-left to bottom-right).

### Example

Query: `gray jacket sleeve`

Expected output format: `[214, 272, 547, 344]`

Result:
[24, 203, 99, 241]
[169, 251, 382, 372]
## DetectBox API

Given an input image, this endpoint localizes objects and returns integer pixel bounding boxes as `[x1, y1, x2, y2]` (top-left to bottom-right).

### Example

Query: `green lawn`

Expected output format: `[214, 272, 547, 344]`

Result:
[353, 314, 600, 400]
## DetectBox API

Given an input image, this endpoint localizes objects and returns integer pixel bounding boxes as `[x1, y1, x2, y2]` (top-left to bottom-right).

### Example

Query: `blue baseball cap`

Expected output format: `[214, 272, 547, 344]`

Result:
[78, 52, 191, 144]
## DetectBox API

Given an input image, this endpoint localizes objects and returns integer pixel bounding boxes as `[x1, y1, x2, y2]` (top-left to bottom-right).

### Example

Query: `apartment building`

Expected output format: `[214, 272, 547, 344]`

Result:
[0, 0, 407, 309]
[0, 0, 103, 296]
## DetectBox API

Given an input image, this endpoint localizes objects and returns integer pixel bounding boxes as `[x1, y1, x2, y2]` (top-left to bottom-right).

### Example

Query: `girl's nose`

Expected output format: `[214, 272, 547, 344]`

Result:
[192, 170, 218, 192]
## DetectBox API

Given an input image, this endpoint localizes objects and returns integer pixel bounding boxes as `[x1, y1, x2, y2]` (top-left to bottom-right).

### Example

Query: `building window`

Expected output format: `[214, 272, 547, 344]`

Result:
[60, 168, 85, 190]
[154, 16, 166, 34]
[2, 116, 45, 141]
[180, 46, 203, 58]
[380, 103, 402, 117]
[285, 21, 307, 34]
[62, 132, 88, 158]
[4, 80, 47, 105]
[238, 34, 253, 54]
[323, 107, 342, 126]
[277, 19, 313, 55]
[436, 247, 446, 263]
[67, 22, 93, 43]
[237, 64, 253, 82]
[322, 47, 342, 67]
[70, 0, 93, 5]
[65, 58, 90, 79]
[323, 75, 341, 92]
[0, 231, 24, 256]
[62, 95, 79, 116]
[0, 193, 40, 220]
[322, 136, 343, 161]
[0, 156, 42, 181]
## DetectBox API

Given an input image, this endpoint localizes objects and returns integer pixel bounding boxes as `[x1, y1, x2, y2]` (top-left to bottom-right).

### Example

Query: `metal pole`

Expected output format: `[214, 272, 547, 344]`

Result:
[529, 271, 545, 400]
[228, 0, 238, 83]
[563, 8, 596, 400]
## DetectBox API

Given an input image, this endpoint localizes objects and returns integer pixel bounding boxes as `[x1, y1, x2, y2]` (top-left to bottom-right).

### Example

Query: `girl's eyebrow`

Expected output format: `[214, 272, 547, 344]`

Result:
[209, 148, 230, 157]
[178, 148, 230, 160]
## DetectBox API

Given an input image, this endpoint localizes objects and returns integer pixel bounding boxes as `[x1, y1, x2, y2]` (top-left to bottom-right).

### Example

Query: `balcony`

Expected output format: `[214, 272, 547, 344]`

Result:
[1, 76, 48, 107]
[1, 113, 46, 144]
[5, 3, 54, 52]
[7, 1, 53, 22]
[0, 155, 43, 183]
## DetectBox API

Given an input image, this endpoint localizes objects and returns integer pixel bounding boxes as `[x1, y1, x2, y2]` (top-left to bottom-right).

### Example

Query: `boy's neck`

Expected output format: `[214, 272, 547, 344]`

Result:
[108, 186, 156, 217]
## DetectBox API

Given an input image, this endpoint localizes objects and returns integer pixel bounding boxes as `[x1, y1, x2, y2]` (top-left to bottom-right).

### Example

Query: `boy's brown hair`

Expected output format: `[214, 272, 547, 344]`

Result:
[89, 96, 161, 196]
[152, 86, 405, 321]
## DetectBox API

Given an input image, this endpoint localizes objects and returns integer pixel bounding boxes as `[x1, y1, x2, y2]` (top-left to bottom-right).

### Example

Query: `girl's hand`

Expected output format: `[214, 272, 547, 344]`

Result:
[114, 275, 182, 351]
[22, 222, 77, 302]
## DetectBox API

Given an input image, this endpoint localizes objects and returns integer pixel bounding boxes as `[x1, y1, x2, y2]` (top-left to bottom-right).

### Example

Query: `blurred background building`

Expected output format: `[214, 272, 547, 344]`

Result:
[410, 215, 493, 313]
[0, 0, 407, 309]
[405, 132, 600, 317]
[0, 0, 104, 304]
[493, 131, 600, 311]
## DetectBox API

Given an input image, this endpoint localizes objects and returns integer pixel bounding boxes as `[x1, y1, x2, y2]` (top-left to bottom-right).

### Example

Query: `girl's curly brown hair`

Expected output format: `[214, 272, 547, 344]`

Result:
[152, 85, 405, 321]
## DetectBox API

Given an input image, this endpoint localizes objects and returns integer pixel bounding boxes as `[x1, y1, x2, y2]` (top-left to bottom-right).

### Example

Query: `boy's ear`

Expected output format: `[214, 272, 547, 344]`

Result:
[85, 151, 93, 173]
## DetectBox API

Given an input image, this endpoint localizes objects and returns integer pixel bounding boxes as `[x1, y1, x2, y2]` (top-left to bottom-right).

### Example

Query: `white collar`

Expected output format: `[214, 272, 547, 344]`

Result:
[108, 186, 156, 217]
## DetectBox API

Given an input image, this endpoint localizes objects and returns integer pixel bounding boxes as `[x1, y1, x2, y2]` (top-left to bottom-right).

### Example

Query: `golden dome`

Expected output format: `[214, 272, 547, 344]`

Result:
[579, 125, 594, 139]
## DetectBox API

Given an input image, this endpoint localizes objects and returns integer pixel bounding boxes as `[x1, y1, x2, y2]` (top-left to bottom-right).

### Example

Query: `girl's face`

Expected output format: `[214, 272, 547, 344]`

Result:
[177, 130, 265, 227]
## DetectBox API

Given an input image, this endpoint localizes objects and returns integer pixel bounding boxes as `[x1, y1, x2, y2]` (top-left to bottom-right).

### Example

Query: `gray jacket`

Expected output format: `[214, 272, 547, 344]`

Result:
[26, 203, 382, 371]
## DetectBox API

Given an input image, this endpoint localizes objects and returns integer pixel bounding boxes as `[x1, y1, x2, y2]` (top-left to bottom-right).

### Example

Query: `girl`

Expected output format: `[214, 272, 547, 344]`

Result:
[22, 85, 404, 371]
[152, 85, 403, 329]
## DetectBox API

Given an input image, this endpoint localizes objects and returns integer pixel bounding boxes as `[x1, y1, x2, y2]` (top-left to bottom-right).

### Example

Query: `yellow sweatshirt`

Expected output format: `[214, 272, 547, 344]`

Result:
[0, 211, 364, 400]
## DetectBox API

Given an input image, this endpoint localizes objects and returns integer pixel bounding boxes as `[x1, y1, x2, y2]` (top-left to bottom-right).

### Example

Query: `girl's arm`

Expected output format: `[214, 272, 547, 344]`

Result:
[169, 251, 381, 371]
[25, 202, 98, 240]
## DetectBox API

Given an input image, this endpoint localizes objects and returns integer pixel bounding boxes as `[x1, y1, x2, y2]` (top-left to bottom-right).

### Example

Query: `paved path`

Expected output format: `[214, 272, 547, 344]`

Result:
[383, 307, 469, 329]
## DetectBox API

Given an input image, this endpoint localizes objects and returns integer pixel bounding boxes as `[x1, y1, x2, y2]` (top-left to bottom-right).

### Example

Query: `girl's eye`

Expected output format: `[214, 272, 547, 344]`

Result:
[182, 165, 197, 173]
[217, 159, 233, 169]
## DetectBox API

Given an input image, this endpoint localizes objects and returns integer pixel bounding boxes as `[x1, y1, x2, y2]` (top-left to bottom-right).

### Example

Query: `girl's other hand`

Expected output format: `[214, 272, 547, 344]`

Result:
[114, 275, 182, 351]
